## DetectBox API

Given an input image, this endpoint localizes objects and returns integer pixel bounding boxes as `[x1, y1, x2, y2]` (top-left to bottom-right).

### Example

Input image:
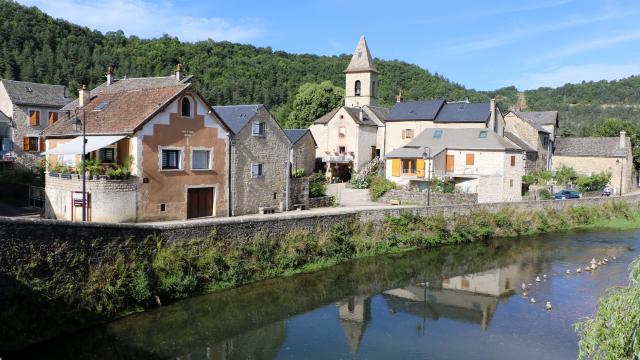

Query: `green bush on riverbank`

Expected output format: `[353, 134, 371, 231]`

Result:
[6, 201, 640, 319]
[575, 256, 640, 360]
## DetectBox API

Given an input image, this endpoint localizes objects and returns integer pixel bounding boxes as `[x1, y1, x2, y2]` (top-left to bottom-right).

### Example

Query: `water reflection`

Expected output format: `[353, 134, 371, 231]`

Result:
[6, 230, 639, 360]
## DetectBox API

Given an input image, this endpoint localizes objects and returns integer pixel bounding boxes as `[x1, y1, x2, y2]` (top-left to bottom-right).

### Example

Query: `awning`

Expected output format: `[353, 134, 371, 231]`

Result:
[49, 135, 126, 155]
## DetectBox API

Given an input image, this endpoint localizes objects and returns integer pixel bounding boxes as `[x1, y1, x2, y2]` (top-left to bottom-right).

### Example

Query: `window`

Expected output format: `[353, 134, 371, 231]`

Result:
[354, 80, 361, 96]
[161, 149, 181, 170]
[402, 129, 414, 139]
[160, 204, 166, 212]
[29, 110, 40, 126]
[401, 159, 417, 175]
[252, 121, 265, 137]
[94, 101, 109, 111]
[433, 129, 443, 138]
[23, 136, 40, 152]
[510, 179, 514, 187]
[338, 127, 346, 138]
[466, 153, 475, 166]
[338, 146, 346, 154]
[510, 155, 516, 167]
[100, 148, 115, 162]
[48, 111, 59, 125]
[251, 163, 264, 177]
[479, 130, 488, 138]
[181, 97, 191, 117]
[192, 149, 211, 170]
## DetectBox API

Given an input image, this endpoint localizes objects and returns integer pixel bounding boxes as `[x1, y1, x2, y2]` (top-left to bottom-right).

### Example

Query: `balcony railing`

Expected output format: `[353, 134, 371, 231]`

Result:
[323, 153, 354, 163]
[0, 151, 16, 162]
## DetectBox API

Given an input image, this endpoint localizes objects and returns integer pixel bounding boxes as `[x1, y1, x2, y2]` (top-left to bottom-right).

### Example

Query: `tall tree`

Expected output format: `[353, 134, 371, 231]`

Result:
[590, 118, 640, 169]
[285, 81, 344, 129]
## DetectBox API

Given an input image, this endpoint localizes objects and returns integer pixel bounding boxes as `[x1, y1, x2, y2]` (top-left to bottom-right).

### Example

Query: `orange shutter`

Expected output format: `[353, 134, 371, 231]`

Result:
[39, 137, 46, 152]
[510, 155, 516, 166]
[446, 155, 455, 173]
[23, 137, 30, 151]
[416, 159, 425, 177]
[49, 112, 58, 124]
[30, 111, 40, 126]
[391, 159, 400, 177]
[466, 153, 475, 165]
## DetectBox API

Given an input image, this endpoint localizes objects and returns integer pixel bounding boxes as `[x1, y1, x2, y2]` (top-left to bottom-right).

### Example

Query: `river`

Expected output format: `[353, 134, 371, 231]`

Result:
[6, 228, 640, 359]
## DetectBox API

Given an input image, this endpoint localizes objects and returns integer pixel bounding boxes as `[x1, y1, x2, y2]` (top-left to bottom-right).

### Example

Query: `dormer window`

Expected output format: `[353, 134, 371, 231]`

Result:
[355, 80, 361, 96]
[181, 97, 192, 117]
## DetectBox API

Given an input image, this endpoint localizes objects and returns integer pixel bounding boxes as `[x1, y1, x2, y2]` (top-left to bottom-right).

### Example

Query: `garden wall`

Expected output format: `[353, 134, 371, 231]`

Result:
[378, 190, 477, 206]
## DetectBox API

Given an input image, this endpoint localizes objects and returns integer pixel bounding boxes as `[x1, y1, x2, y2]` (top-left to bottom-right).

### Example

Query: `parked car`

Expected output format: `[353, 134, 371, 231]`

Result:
[554, 189, 581, 200]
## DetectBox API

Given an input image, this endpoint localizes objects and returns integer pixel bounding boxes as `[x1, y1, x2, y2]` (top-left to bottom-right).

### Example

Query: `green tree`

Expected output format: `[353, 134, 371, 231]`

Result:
[590, 118, 640, 169]
[285, 81, 344, 129]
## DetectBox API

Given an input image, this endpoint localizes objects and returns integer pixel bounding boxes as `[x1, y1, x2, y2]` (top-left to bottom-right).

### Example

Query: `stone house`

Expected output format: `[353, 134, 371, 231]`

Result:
[309, 36, 388, 180]
[385, 128, 524, 203]
[284, 129, 317, 176]
[213, 104, 293, 216]
[44, 70, 230, 222]
[552, 132, 634, 194]
[0, 80, 71, 168]
[504, 111, 558, 172]
[384, 98, 505, 156]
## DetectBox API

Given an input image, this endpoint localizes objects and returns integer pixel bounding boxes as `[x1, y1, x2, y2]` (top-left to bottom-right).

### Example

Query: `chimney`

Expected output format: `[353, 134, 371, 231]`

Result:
[395, 90, 404, 103]
[620, 131, 626, 148]
[359, 108, 364, 122]
[176, 63, 183, 82]
[106, 65, 114, 85]
[489, 98, 496, 132]
[79, 84, 89, 107]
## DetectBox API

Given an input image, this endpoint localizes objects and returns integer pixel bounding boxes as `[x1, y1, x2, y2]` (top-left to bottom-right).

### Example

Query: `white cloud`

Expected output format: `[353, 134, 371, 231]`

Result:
[534, 32, 640, 62]
[17, 0, 264, 42]
[508, 63, 640, 90]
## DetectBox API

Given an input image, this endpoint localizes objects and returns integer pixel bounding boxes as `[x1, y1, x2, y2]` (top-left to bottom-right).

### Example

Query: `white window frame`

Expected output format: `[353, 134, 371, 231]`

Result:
[159, 146, 185, 171]
[251, 162, 264, 178]
[252, 121, 265, 137]
[191, 147, 213, 171]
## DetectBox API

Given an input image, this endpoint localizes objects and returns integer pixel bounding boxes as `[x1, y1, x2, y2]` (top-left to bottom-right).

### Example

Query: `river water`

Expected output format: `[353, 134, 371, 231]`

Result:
[8, 229, 640, 359]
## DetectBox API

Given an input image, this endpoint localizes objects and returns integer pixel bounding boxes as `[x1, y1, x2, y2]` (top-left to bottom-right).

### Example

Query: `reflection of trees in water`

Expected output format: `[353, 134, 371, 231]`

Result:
[10, 234, 554, 358]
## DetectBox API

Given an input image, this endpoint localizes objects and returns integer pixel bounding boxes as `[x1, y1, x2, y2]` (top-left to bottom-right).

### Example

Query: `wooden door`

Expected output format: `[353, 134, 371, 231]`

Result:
[187, 187, 213, 218]
[371, 146, 377, 160]
[446, 155, 455, 173]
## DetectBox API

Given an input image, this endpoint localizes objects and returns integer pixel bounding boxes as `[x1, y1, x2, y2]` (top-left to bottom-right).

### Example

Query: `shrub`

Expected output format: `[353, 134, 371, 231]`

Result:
[576, 172, 612, 192]
[539, 189, 553, 200]
[309, 172, 327, 198]
[553, 165, 578, 185]
[369, 176, 397, 200]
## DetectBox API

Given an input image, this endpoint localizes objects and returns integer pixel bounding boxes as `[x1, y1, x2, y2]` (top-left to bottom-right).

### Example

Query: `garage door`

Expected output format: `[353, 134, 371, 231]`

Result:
[187, 187, 213, 219]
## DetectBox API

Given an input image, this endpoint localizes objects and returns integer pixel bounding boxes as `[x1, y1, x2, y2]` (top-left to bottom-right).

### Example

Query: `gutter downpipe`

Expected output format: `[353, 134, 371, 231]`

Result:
[285, 144, 292, 211]
[227, 135, 233, 217]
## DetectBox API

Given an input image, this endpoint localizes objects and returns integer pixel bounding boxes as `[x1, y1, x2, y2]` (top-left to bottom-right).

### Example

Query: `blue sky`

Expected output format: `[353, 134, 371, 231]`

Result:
[17, 0, 640, 91]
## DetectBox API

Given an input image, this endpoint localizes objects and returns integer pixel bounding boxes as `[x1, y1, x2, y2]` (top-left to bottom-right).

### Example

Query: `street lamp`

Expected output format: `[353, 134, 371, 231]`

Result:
[422, 146, 431, 206]
[73, 108, 87, 221]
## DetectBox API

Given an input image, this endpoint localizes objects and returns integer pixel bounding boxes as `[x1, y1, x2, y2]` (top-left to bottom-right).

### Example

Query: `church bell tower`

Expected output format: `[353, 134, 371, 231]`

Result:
[344, 36, 378, 108]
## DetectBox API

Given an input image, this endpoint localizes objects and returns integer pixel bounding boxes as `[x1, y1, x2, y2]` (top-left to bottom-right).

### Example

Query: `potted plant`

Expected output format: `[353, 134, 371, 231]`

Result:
[107, 167, 123, 180]
[85, 159, 102, 180]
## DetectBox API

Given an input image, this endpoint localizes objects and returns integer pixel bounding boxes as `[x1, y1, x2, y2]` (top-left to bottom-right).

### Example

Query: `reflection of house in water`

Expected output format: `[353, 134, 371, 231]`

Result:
[337, 296, 371, 353]
[176, 320, 287, 360]
[383, 265, 521, 331]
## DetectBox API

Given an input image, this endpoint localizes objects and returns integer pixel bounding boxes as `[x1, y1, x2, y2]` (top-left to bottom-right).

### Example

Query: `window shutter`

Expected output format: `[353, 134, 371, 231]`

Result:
[416, 159, 425, 177]
[39, 137, 45, 152]
[29, 111, 40, 126]
[23, 137, 29, 151]
[391, 159, 400, 177]
[466, 153, 475, 165]
[510, 155, 516, 166]
[49, 112, 58, 124]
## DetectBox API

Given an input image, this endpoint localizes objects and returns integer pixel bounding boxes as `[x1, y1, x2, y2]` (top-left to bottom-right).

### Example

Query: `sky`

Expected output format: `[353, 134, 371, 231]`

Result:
[16, 0, 640, 91]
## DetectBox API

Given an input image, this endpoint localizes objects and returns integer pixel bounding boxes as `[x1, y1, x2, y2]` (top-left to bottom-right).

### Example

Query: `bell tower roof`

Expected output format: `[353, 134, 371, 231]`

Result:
[344, 36, 378, 74]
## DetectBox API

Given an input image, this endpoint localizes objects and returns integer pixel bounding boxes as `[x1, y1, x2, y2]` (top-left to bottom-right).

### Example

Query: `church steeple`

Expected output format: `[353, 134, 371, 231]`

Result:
[344, 36, 378, 107]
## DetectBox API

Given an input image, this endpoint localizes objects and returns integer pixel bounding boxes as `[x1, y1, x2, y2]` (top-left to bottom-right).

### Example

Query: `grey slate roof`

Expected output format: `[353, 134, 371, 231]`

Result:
[212, 104, 260, 135]
[386, 128, 521, 159]
[514, 111, 558, 127]
[554, 137, 630, 157]
[313, 107, 340, 125]
[0, 110, 9, 123]
[284, 129, 314, 145]
[386, 100, 445, 121]
[504, 131, 537, 153]
[435, 102, 490, 123]
[312, 105, 387, 126]
[1, 79, 71, 107]
[344, 36, 377, 73]
[364, 106, 389, 125]
[62, 75, 192, 111]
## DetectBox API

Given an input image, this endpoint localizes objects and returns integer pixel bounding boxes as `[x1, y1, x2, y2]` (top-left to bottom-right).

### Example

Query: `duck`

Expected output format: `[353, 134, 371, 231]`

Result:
[546, 301, 552, 311]
[521, 282, 527, 291]
[604, 258, 609, 263]
[522, 291, 528, 297]
[576, 268, 582, 273]
[586, 266, 592, 271]
[591, 258, 597, 264]
[566, 269, 572, 275]
[535, 276, 542, 282]
[530, 298, 536, 303]
[613, 256, 617, 260]
[543, 274, 548, 279]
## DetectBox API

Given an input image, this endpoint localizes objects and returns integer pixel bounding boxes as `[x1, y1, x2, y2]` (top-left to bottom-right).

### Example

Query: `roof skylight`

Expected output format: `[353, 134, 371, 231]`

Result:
[93, 101, 110, 111]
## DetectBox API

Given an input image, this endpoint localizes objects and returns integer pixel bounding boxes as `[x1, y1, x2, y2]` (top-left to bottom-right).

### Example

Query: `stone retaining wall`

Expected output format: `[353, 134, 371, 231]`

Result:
[308, 195, 334, 209]
[378, 190, 477, 206]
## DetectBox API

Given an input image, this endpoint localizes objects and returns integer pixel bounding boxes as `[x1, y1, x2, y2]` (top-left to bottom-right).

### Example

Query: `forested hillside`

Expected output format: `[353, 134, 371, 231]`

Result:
[2, 0, 640, 132]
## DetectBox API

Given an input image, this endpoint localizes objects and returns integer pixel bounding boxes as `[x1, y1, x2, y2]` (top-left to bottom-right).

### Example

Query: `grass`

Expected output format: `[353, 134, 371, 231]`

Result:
[578, 215, 640, 230]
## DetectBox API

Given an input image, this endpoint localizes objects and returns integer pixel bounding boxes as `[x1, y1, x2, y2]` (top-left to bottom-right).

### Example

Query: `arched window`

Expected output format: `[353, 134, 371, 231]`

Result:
[354, 80, 361, 96]
[181, 97, 191, 117]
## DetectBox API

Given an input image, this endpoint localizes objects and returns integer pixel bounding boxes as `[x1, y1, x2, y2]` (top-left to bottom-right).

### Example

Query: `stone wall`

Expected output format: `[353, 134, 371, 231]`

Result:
[378, 190, 477, 206]
[291, 132, 317, 177]
[289, 177, 309, 208]
[308, 195, 334, 208]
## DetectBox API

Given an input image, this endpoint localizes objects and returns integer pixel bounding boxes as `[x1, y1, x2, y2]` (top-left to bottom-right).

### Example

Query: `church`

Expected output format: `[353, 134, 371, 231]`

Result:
[309, 36, 388, 181]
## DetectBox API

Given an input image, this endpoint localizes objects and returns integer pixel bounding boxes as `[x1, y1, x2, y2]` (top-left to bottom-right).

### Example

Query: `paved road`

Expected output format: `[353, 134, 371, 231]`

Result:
[0, 202, 41, 217]
[327, 183, 380, 207]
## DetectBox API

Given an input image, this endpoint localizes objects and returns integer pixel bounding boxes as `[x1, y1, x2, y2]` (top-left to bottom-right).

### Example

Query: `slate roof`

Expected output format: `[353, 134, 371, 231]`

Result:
[345, 36, 377, 73]
[212, 104, 261, 135]
[504, 131, 537, 153]
[554, 137, 630, 157]
[386, 128, 522, 159]
[0, 110, 9, 123]
[312, 105, 387, 126]
[312, 107, 340, 125]
[435, 102, 490, 123]
[44, 84, 190, 136]
[284, 129, 315, 146]
[1, 79, 71, 107]
[364, 106, 389, 126]
[62, 75, 191, 111]
[386, 100, 446, 121]
[514, 111, 558, 127]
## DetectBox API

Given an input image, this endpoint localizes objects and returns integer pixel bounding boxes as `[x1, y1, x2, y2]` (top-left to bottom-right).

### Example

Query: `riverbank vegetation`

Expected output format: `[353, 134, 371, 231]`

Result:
[4, 201, 640, 323]
[575, 256, 640, 360]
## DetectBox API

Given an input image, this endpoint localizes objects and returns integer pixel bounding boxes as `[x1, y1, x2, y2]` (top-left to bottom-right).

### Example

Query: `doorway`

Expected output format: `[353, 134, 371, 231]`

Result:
[187, 187, 214, 218]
